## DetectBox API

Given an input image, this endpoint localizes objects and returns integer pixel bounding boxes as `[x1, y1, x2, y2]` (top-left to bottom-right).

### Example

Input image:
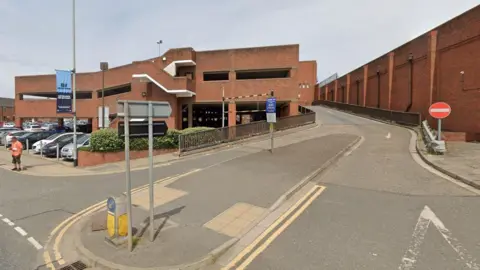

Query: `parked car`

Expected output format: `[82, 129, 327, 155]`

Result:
[41, 123, 58, 131]
[0, 128, 20, 145]
[24, 124, 43, 132]
[61, 134, 91, 160]
[17, 131, 56, 149]
[2, 122, 15, 128]
[32, 132, 80, 154]
[42, 134, 84, 157]
[4, 130, 31, 147]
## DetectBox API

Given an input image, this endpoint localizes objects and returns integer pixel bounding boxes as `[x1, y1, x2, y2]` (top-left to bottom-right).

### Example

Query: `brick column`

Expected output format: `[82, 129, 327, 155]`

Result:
[325, 85, 329, 101]
[228, 101, 236, 127]
[428, 30, 438, 105]
[388, 52, 395, 110]
[334, 80, 338, 102]
[346, 74, 351, 104]
[187, 102, 193, 128]
[288, 100, 298, 116]
[363, 65, 368, 107]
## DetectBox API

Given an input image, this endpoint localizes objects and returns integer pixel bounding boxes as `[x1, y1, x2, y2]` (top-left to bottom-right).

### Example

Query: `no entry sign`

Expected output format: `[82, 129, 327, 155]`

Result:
[429, 102, 451, 119]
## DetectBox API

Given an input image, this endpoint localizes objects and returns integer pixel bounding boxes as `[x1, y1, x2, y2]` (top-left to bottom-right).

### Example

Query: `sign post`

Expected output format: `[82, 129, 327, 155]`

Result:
[428, 102, 451, 141]
[117, 100, 172, 251]
[266, 91, 276, 153]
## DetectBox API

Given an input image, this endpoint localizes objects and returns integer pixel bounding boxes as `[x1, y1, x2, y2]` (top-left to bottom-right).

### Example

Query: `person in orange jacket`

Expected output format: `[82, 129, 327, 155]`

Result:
[9, 136, 23, 171]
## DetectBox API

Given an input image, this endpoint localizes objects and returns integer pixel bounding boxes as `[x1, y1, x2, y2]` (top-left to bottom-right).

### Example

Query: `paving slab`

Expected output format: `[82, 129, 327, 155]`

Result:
[418, 140, 480, 189]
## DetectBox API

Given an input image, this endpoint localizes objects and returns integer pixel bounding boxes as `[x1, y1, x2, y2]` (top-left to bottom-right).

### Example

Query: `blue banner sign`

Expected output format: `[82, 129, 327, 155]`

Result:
[266, 97, 276, 114]
[56, 70, 72, 113]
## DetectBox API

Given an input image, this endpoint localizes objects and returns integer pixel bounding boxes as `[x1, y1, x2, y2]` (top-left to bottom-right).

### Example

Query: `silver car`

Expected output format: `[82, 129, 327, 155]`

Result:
[61, 134, 91, 160]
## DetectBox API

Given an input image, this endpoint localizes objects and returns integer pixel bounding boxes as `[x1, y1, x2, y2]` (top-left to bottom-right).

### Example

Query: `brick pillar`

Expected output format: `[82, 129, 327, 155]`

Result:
[15, 117, 23, 128]
[334, 80, 338, 102]
[363, 65, 368, 107]
[346, 74, 351, 104]
[288, 100, 298, 116]
[0, 106, 4, 121]
[428, 30, 438, 105]
[228, 101, 236, 127]
[187, 102, 193, 128]
[388, 52, 395, 110]
[325, 85, 329, 101]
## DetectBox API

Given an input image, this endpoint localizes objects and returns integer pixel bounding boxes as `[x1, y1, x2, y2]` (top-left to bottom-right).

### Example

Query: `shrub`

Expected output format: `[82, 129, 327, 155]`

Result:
[90, 128, 124, 152]
[88, 126, 216, 152]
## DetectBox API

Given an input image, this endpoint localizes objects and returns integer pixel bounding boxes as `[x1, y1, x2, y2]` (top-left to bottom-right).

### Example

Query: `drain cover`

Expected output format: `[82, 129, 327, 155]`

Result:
[58, 261, 88, 270]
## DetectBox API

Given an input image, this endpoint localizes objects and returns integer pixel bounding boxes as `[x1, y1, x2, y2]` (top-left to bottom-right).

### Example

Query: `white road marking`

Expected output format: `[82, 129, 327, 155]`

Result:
[0, 214, 42, 251]
[28, 237, 43, 250]
[2, 218, 15, 226]
[14, 226, 28, 236]
[386, 132, 391, 139]
[399, 206, 480, 270]
[430, 108, 450, 113]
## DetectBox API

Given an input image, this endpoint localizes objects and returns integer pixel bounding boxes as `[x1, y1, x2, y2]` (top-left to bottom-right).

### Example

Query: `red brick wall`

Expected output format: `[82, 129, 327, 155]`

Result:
[317, 4, 480, 138]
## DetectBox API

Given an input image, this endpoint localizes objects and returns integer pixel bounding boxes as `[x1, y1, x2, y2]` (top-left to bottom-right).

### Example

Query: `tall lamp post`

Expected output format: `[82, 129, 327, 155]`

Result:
[157, 40, 163, 57]
[100, 62, 109, 128]
[72, 0, 78, 167]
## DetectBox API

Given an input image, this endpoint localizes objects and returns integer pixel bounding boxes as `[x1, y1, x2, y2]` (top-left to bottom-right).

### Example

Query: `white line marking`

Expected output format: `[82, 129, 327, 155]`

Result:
[0, 214, 3, 217]
[430, 108, 450, 113]
[14, 226, 28, 236]
[399, 206, 480, 270]
[2, 218, 14, 226]
[28, 237, 43, 250]
[386, 132, 391, 139]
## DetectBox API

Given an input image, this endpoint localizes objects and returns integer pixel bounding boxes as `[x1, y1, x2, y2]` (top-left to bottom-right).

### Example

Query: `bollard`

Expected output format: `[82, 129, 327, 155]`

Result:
[56, 144, 60, 161]
[26, 139, 29, 154]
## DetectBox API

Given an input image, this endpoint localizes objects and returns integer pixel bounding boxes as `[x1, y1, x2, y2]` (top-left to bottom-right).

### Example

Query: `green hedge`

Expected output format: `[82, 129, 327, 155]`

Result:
[87, 127, 213, 152]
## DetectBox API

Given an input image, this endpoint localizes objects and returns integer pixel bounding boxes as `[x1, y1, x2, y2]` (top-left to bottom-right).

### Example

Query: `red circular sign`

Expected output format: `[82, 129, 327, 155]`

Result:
[429, 102, 451, 119]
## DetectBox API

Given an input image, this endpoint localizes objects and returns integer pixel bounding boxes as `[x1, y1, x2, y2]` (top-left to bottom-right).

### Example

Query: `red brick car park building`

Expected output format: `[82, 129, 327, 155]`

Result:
[317, 5, 480, 141]
[14, 44, 317, 131]
[0, 98, 15, 122]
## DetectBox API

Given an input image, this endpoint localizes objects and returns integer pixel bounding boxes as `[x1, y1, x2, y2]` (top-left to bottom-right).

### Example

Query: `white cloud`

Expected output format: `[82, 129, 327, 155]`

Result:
[0, 0, 478, 97]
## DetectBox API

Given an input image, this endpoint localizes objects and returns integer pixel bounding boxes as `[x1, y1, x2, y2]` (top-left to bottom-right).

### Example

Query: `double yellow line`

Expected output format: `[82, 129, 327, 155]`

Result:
[42, 169, 200, 269]
[223, 185, 326, 270]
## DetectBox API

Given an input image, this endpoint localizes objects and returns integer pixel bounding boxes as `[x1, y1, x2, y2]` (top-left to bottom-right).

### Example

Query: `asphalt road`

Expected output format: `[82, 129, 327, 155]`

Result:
[242, 106, 480, 270]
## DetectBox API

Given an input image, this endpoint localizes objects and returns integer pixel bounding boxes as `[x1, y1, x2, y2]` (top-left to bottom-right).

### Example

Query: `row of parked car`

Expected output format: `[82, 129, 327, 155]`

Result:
[0, 127, 90, 160]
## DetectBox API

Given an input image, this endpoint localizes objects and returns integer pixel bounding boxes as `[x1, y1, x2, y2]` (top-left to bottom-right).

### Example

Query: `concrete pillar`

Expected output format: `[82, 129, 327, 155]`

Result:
[187, 102, 193, 128]
[363, 65, 368, 107]
[228, 101, 236, 127]
[388, 52, 395, 110]
[346, 74, 351, 104]
[288, 100, 299, 116]
[428, 31, 438, 105]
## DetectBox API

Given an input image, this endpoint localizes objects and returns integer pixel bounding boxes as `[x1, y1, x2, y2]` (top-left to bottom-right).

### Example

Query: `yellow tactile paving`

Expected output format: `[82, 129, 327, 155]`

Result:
[132, 186, 187, 210]
[204, 203, 266, 237]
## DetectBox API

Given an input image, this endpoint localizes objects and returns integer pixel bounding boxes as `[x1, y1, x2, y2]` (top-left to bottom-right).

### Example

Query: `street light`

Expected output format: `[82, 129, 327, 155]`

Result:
[100, 62, 109, 128]
[157, 40, 163, 57]
[72, 0, 78, 167]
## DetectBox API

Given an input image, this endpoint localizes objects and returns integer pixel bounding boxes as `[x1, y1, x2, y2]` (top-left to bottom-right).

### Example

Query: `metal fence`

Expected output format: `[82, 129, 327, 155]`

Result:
[312, 100, 421, 126]
[179, 110, 316, 153]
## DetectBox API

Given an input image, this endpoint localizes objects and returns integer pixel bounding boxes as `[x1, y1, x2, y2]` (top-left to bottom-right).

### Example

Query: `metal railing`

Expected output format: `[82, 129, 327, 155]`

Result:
[179, 111, 316, 153]
[312, 100, 421, 126]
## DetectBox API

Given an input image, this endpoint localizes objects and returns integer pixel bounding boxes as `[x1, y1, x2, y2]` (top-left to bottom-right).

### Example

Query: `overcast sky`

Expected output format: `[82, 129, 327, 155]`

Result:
[0, 0, 478, 98]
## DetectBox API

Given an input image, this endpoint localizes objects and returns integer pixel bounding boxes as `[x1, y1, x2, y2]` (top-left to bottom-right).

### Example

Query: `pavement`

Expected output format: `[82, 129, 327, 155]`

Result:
[0, 106, 479, 270]
[417, 140, 480, 189]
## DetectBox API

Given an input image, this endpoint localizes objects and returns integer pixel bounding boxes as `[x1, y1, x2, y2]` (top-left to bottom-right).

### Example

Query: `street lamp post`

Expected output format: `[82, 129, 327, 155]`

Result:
[100, 62, 109, 128]
[72, 0, 78, 167]
[157, 40, 163, 57]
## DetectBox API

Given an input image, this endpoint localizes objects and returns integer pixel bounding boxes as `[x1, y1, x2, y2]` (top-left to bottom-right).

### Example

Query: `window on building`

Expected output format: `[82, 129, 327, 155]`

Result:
[203, 71, 229, 81]
[236, 69, 291, 80]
